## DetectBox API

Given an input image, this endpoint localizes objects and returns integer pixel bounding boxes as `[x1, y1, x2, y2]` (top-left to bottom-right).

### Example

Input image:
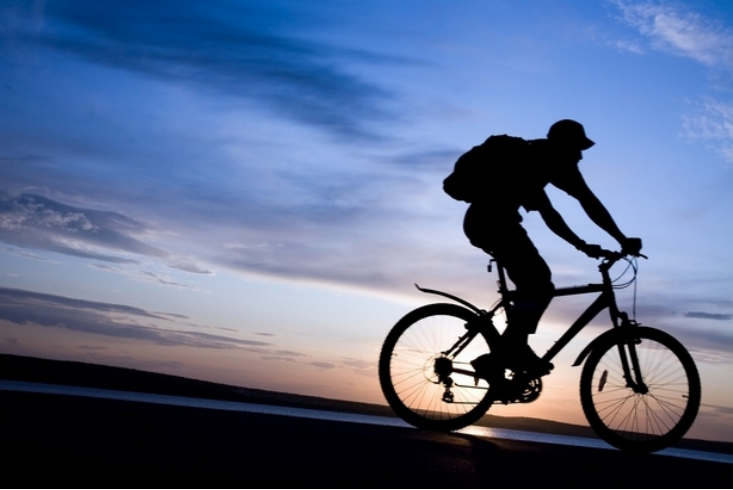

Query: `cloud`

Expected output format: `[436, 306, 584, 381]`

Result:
[0, 191, 216, 283]
[167, 261, 214, 275]
[685, 311, 732, 321]
[340, 357, 374, 370]
[309, 361, 337, 370]
[76, 345, 107, 351]
[387, 148, 464, 172]
[139, 271, 200, 290]
[221, 240, 396, 290]
[0, 0, 448, 298]
[0, 286, 172, 321]
[612, 3, 733, 161]
[0, 173, 446, 297]
[701, 402, 733, 417]
[274, 349, 307, 357]
[0, 191, 165, 262]
[0, 245, 50, 261]
[614, 39, 645, 54]
[613, 1, 733, 68]
[682, 98, 733, 162]
[340, 357, 376, 378]
[0, 286, 271, 350]
[661, 323, 733, 365]
[7, 0, 404, 142]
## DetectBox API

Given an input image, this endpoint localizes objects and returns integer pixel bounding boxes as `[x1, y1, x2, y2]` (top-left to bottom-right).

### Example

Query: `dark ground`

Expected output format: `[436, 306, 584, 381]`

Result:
[1, 353, 731, 454]
[2, 389, 731, 488]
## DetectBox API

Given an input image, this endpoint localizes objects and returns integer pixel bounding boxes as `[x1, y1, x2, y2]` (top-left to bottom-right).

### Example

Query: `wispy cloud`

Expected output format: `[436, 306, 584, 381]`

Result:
[661, 323, 733, 364]
[614, 39, 645, 54]
[7, 0, 403, 143]
[168, 260, 213, 275]
[0, 191, 214, 282]
[309, 361, 337, 370]
[701, 402, 733, 417]
[387, 148, 464, 171]
[613, 1, 733, 67]
[682, 98, 733, 161]
[90, 263, 208, 292]
[0, 191, 163, 262]
[0, 2, 455, 298]
[613, 1, 733, 161]
[685, 311, 732, 321]
[0, 245, 51, 261]
[0, 286, 270, 350]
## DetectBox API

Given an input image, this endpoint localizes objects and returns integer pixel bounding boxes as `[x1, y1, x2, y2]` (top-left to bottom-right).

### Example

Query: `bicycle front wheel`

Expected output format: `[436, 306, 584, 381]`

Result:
[379, 303, 495, 431]
[580, 326, 701, 453]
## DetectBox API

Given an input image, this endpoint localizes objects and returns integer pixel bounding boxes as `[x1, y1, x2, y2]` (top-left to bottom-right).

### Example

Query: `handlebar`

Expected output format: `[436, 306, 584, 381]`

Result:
[591, 249, 647, 261]
[590, 249, 647, 273]
[580, 237, 644, 263]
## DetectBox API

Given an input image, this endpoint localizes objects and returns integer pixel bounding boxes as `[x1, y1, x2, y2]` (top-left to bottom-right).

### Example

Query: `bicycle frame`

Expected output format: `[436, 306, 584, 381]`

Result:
[416, 255, 648, 393]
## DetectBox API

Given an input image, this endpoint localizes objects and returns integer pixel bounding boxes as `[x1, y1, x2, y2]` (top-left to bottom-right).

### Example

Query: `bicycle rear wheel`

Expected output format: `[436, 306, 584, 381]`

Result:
[580, 326, 701, 453]
[379, 303, 495, 431]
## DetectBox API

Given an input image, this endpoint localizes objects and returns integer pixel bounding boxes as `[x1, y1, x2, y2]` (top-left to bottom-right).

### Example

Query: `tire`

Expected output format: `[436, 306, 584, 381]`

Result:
[379, 303, 495, 431]
[580, 326, 701, 453]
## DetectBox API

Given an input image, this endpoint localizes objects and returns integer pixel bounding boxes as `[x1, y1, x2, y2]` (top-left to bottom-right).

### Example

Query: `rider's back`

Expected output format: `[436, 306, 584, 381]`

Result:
[443, 134, 531, 206]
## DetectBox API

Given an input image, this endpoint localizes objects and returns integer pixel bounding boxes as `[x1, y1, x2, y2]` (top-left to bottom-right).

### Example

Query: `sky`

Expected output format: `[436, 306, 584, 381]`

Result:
[1, 0, 732, 442]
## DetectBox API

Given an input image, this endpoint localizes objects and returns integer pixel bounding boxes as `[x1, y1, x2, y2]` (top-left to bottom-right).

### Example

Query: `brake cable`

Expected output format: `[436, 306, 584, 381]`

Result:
[610, 257, 639, 321]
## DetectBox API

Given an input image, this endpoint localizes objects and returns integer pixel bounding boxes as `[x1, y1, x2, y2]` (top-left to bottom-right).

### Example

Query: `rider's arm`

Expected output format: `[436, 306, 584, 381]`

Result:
[552, 169, 628, 246]
[533, 191, 587, 249]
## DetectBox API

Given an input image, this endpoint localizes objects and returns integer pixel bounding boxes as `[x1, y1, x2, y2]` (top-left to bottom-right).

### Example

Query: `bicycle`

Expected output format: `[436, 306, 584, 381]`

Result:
[378, 250, 701, 453]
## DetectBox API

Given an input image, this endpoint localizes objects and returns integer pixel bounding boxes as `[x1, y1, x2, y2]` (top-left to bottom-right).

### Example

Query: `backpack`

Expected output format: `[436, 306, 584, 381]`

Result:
[443, 134, 529, 203]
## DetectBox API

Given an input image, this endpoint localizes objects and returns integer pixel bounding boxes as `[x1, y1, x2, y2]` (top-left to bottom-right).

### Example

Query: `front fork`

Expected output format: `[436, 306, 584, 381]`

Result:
[615, 312, 649, 394]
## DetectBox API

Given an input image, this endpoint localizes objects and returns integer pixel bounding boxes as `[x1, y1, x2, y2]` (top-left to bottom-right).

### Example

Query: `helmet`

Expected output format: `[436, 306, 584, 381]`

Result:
[547, 119, 595, 150]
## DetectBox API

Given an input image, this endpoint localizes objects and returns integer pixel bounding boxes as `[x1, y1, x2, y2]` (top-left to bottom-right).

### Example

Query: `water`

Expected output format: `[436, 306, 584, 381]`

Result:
[1, 379, 730, 465]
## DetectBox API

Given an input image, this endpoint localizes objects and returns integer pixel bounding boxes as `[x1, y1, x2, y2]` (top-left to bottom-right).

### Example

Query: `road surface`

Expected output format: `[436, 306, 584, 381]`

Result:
[2, 390, 728, 487]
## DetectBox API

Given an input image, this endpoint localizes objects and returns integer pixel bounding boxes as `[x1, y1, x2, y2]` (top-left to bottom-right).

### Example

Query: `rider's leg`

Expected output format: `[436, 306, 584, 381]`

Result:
[465, 213, 554, 375]
[482, 224, 555, 373]
[501, 263, 553, 346]
[487, 222, 554, 333]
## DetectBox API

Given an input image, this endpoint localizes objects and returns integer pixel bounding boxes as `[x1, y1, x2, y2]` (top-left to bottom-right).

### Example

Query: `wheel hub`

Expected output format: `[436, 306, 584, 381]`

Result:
[433, 356, 453, 378]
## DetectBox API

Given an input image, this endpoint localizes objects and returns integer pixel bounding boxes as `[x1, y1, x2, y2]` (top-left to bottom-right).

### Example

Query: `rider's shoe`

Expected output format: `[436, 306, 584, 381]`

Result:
[505, 344, 554, 377]
[471, 353, 503, 381]
[471, 353, 511, 400]
[472, 345, 553, 381]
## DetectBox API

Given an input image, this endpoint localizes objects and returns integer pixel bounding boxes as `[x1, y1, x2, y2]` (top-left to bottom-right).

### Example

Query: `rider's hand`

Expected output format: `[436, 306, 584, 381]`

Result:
[621, 237, 643, 256]
[577, 242, 603, 259]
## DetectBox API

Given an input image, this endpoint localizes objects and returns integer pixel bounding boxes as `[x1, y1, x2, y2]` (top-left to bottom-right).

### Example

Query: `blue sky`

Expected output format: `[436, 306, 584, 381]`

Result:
[1, 1, 732, 441]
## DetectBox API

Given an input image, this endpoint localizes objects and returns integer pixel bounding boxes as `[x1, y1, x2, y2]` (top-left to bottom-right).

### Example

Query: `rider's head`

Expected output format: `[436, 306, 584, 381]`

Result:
[547, 120, 594, 163]
[547, 119, 595, 165]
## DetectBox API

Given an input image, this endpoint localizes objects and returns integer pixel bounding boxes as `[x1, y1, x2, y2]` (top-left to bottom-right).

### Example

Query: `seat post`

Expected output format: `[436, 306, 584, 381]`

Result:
[490, 259, 510, 298]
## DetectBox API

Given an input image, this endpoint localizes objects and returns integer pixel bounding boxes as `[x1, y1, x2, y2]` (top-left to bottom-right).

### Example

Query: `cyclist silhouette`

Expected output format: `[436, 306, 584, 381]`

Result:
[463, 119, 642, 375]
